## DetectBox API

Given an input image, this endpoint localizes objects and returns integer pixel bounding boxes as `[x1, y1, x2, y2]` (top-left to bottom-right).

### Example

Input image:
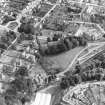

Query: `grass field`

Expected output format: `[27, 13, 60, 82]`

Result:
[44, 47, 84, 70]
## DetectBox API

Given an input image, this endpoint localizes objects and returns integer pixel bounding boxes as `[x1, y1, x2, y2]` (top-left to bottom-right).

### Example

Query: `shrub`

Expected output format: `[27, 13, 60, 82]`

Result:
[18, 23, 34, 34]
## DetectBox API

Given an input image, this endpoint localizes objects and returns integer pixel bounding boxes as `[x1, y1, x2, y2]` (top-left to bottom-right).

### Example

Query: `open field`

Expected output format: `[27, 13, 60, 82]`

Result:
[44, 47, 84, 70]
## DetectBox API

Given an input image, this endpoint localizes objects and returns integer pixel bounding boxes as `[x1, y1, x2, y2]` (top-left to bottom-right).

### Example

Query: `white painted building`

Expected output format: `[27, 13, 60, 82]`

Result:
[30, 92, 52, 105]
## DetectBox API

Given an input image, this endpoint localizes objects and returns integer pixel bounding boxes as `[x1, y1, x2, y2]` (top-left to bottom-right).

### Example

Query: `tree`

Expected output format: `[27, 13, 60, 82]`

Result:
[0, 43, 7, 49]
[67, 7, 73, 13]
[68, 77, 75, 86]
[81, 72, 87, 82]
[18, 23, 34, 34]
[3, 65, 33, 105]
[4, 87, 18, 105]
[77, 37, 87, 46]
[87, 61, 94, 70]
[103, 34, 105, 38]
[6, 31, 16, 42]
[9, 77, 33, 104]
[82, 32, 92, 41]
[57, 41, 67, 53]
[15, 66, 28, 77]
[94, 59, 102, 68]
[53, 34, 59, 41]
[60, 78, 69, 89]
[71, 38, 79, 48]
[55, 103, 62, 105]
[74, 64, 81, 74]
[2, 65, 13, 76]
[10, 78, 24, 92]
[95, 73, 101, 81]
[64, 38, 73, 50]
[1, 36, 10, 46]
[95, 54, 105, 61]
[72, 75, 79, 84]
[101, 60, 105, 69]
[21, 97, 26, 105]
[102, 75, 105, 80]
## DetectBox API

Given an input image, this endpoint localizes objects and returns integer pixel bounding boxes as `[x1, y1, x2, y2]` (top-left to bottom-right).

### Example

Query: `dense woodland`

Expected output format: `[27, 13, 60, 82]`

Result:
[40, 35, 87, 56]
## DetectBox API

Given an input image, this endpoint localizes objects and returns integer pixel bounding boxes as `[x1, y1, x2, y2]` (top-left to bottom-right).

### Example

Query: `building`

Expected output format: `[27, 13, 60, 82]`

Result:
[30, 92, 52, 105]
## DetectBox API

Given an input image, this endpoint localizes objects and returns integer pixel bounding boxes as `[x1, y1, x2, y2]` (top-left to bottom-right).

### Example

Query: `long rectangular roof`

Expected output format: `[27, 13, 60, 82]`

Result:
[31, 92, 52, 105]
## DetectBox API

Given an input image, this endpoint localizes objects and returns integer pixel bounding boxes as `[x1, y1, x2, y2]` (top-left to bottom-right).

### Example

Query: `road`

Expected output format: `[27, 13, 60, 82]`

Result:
[57, 46, 91, 77]
[65, 20, 95, 25]
[58, 42, 105, 77]
[96, 24, 105, 34]
[78, 44, 105, 64]
[5, 0, 41, 30]
[34, 1, 59, 27]
[38, 43, 105, 93]
[78, 44, 105, 61]
[40, 46, 93, 92]
[67, 0, 105, 8]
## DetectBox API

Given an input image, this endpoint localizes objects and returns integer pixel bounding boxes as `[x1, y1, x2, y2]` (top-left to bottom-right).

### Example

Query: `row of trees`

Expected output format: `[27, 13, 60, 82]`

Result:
[60, 53, 105, 89]
[80, 68, 104, 82]
[60, 68, 105, 89]
[74, 53, 105, 74]
[40, 35, 87, 56]
[60, 75, 80, 89]
[66, 6, 82, 14]
[90, 14, 105, 24]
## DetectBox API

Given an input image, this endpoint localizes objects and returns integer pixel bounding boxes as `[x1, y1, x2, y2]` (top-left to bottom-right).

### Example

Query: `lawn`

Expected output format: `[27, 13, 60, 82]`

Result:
[43, 47, 84, 72]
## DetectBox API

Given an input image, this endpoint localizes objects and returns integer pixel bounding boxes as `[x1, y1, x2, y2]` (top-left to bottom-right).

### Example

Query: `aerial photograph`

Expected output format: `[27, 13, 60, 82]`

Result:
[0, 0, 105, 105]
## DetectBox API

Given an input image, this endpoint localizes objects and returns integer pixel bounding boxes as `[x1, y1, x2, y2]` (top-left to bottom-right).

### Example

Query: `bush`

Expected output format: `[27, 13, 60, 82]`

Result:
[1, 36, 10, 46]
[101, 60, 105, 69]
[57, 41, 67, 52]
[64, 38, 73, 50]
[77, 37, 87, 46]
[53, 34, 59, 41]
[0, 43, 8, 49]
[95, 73, 101, 81]
[81, 72, 87, 82]
[60, 78, 69, 89]
[6, 31, 16, 41]
[74, 65, 81, 74]
[18, 23, 34, 34]
[15, 66, 28, 77]
[82, 33, 92, 41]
[71, 75, 79, 84]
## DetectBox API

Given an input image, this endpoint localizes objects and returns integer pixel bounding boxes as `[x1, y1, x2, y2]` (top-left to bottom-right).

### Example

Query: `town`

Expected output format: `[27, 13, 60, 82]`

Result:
[0, 0, 105, 105]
